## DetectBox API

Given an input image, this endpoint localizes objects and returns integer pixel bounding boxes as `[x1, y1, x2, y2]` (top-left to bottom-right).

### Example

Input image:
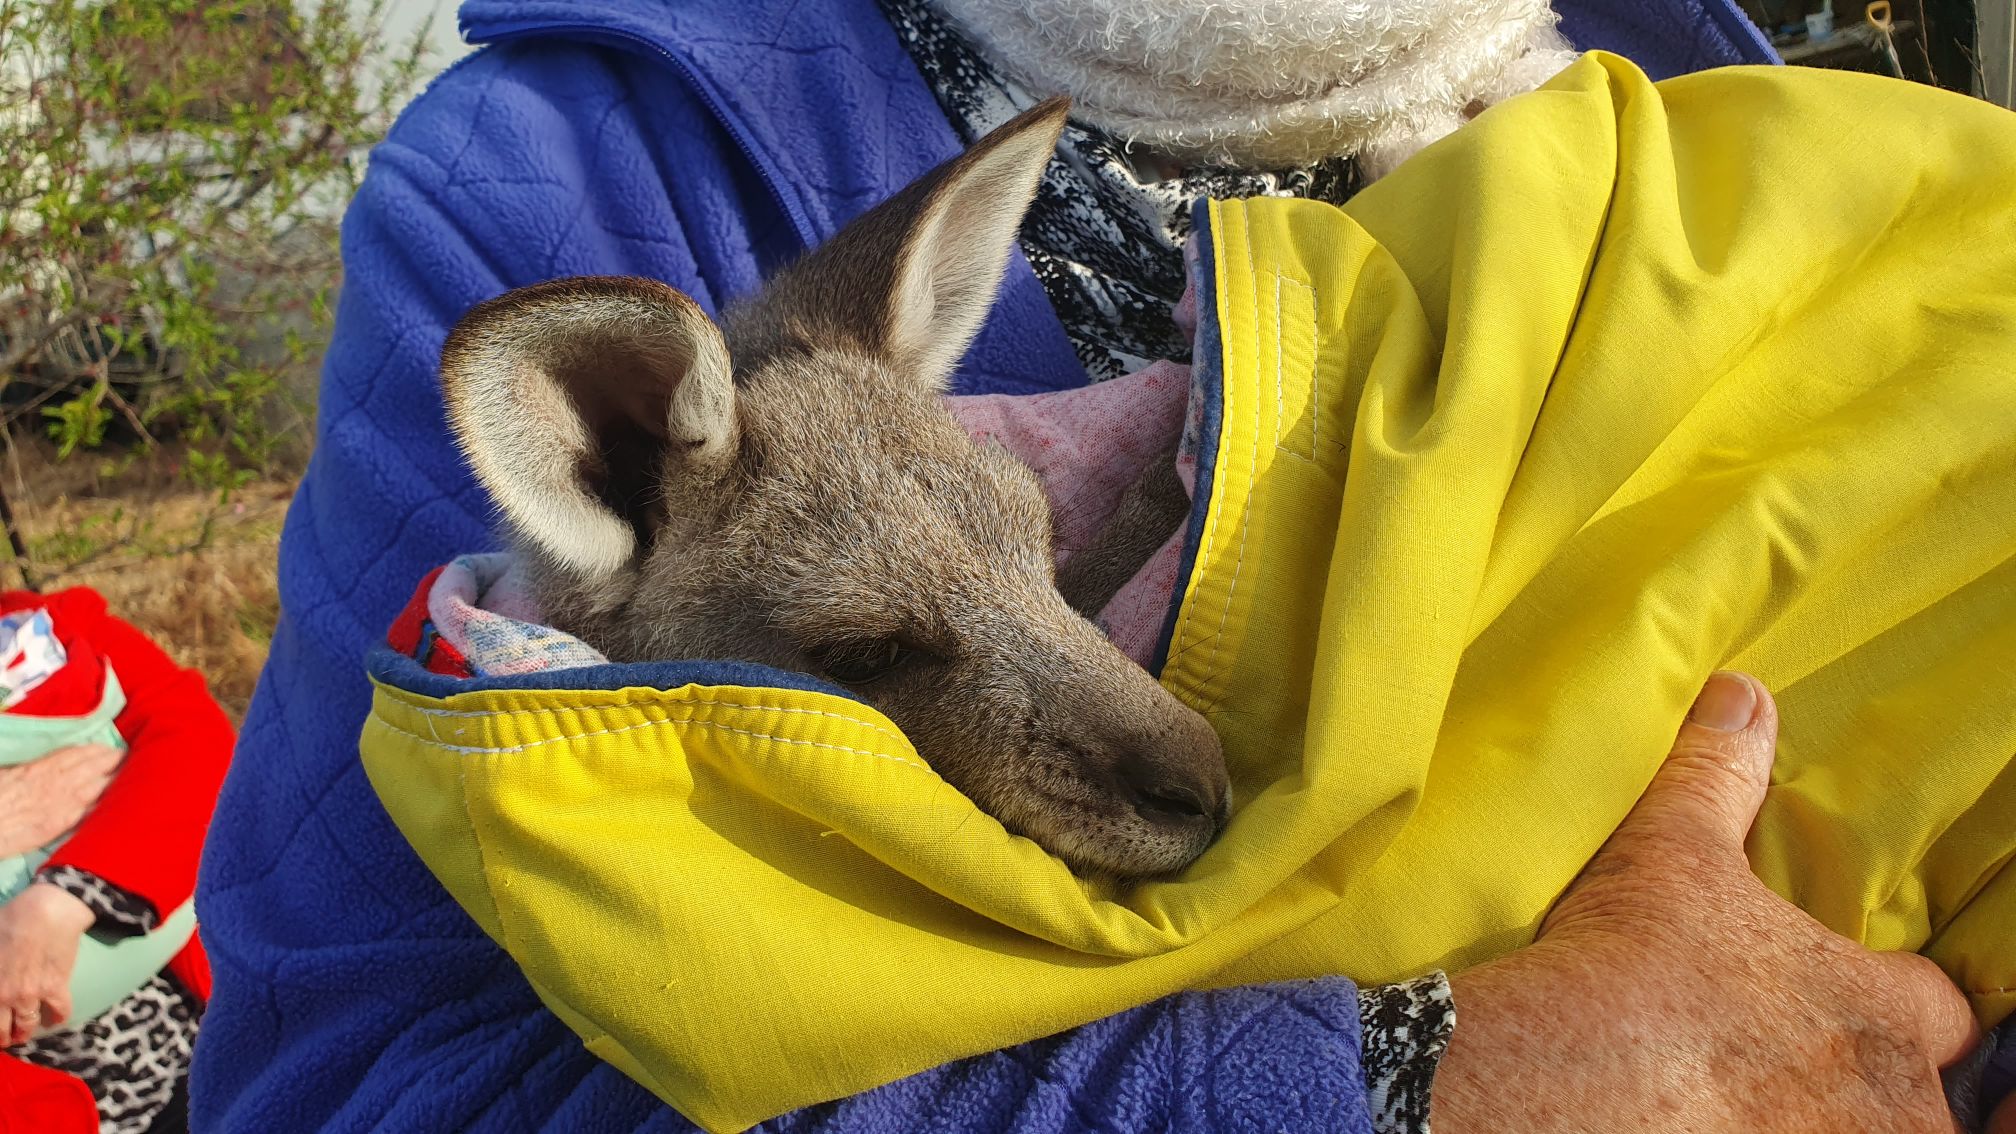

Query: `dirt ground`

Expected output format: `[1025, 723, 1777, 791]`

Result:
[2, 439, 294, 723]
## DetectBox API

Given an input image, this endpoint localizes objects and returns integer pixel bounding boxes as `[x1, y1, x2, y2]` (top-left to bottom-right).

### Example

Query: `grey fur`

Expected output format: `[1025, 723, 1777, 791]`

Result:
[440, 100, 1226, 878]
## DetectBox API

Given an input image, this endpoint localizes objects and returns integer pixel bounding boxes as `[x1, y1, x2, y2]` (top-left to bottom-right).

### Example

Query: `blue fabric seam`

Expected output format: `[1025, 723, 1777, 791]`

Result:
[367, 646, 863, 704]
[1149, 198, 1225, 678]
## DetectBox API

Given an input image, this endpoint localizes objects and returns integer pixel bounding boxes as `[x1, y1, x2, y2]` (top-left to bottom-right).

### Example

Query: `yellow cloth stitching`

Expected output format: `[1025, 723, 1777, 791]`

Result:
[361, 54, 2016, 1133]
[373, 711, 938, 776]
[393, 695, 910, 747]
[1198, 236, 1266, 714]
[1277, 271, 1320, 459]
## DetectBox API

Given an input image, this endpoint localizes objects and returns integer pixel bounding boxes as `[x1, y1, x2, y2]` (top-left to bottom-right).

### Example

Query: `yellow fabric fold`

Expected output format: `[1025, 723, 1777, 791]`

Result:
[362, 53, 2016, 1133]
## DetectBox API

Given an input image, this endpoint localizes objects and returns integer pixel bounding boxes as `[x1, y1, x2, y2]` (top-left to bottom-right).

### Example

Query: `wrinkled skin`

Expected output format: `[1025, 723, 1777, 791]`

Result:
[1435, 673, 1990, 1134]
[0, 744, 118, 858]
[0, 882, 93, 1045]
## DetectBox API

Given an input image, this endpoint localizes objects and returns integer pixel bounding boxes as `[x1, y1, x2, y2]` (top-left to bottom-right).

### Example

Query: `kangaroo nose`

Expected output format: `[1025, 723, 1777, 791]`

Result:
[1117, 755, 1228, 832]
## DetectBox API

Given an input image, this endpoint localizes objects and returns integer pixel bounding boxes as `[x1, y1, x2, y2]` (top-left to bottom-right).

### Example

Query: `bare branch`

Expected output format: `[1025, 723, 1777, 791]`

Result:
[0, 309, 97, 375]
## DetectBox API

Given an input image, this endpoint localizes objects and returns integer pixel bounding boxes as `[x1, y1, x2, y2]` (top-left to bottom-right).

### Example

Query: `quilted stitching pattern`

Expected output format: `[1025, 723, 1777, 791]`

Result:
[1556, 0, 1780, 77]
[190, 1, 1775, 1130]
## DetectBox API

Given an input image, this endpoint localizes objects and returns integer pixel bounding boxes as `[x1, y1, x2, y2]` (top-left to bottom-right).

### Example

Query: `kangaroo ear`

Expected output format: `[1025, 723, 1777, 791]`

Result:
[755, 98, 1069, 388]
[881, 98, 1069, 384]
[440, 276, 735, 581]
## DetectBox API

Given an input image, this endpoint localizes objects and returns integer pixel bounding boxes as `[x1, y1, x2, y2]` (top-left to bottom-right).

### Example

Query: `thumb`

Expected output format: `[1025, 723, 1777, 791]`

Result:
[1614, 671, 1779, 860]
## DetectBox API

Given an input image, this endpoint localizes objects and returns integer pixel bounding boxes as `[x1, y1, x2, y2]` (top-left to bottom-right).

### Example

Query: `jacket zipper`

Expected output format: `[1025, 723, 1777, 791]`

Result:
[464, 20, 818, 252]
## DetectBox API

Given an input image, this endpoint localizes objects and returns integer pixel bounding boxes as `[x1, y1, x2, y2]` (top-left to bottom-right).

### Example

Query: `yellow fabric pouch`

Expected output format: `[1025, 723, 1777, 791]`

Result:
[362, 53, 2016, 1133]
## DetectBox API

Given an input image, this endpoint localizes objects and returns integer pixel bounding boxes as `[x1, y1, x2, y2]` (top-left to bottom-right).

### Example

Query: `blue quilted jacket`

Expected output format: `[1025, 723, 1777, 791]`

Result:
[190, 2, 1773, 1130]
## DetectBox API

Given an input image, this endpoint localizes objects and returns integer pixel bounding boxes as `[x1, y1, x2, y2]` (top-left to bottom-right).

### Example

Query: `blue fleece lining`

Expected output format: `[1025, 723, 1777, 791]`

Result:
[464, 20, 820, 251]
[367, 646, 862, 705]
[1149, 199, 1226, 678]
[194, 2, 1792, 1128]
[1700, 1, 1781, 63]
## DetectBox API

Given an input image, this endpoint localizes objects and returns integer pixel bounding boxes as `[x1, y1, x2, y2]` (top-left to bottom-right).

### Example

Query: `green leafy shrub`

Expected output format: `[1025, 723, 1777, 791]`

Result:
[0, 0, 426, 583]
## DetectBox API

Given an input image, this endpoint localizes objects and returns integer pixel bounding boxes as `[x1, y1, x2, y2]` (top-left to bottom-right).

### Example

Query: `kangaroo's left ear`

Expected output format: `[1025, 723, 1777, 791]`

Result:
[752, 98, 1070, 389]
[876, 98, 1070, 384]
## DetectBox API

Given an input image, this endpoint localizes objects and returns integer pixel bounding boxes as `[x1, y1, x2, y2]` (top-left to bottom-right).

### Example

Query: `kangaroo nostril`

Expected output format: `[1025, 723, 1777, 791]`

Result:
[1116, 754, 1223, 831]
[1135, 783, 1209, 822]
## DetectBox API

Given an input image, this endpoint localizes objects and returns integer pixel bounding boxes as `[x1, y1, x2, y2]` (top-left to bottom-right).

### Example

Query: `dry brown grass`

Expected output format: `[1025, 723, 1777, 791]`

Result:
[0, 438, 294, 722]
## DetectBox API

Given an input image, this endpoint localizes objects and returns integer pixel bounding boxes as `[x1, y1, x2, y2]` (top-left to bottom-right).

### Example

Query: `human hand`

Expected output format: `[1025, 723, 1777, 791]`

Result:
[0, 744, 120, 858]
[1432, 671, 1979, 1133]
[0, 881, 93, 1045]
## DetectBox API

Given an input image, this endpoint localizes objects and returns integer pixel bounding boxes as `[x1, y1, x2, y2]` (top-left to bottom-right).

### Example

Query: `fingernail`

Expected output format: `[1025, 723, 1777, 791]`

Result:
[1688, 671, 1758, 731]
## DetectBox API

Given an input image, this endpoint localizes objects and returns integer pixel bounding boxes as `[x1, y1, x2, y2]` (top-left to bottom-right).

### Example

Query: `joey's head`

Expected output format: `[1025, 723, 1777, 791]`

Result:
[439, 99, 1227, 878]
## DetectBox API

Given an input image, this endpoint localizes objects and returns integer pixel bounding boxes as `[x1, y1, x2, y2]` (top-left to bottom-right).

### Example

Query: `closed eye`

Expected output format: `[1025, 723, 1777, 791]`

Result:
[810, 638, 916, 685]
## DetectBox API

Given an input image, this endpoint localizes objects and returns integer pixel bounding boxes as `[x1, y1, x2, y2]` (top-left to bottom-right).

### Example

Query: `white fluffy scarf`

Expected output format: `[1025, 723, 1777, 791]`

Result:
[930, 0, 1578, 174]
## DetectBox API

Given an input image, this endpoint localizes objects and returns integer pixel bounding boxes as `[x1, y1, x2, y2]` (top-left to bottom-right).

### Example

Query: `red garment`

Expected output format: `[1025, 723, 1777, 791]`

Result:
[0, 587, 234, 1129]
[385, 565, 475, 678]
[3, 587, 234, 999]
[8, 621, 111, 720]
[0, 1055, 97, 1134]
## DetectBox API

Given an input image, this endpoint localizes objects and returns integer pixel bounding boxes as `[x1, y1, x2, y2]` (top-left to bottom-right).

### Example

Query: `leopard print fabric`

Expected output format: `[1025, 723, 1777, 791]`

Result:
[11, 866, 200, 1134]
[1359, 973, 1456, 1133]
[38, 865, 157, 934]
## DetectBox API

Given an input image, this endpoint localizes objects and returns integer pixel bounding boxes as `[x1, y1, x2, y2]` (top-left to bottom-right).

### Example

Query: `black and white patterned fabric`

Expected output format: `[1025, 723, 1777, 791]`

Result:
[39, 865, 159, 934]
[12, 867, 200, 1134]
[878, 0, 1362, 382]
[1360, 972, 1456, 1133]
[881, 6, 1453, 1130]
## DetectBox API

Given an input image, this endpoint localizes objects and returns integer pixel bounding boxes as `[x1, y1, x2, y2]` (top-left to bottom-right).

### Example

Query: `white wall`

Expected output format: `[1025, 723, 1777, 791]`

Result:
[359, 0, 472, 101]
[1983, 0, 2015, 108]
